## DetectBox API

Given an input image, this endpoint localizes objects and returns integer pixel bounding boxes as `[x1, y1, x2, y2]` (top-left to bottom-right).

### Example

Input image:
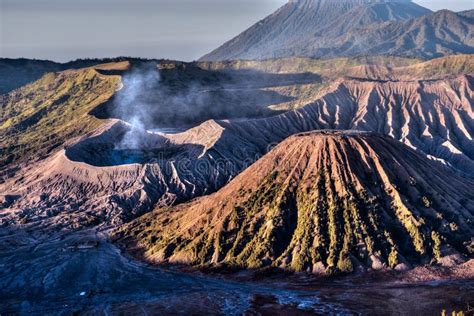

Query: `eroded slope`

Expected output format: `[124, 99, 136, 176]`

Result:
[117, 131, 474, 273]
[217, 75, 474, 176]
[1, 74, 472, 228]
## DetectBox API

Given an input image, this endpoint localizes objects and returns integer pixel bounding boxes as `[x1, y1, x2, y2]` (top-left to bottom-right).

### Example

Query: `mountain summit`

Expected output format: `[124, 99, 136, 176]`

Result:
[201, 0, 474, 61]
[117, 131, 474, 273]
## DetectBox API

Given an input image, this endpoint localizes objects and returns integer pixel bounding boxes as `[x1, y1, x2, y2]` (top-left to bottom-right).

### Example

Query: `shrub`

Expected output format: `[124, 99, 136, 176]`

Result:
[337, 256, 353, 273]
[421, 196, 431, 208]
[388, 248, 399, 268]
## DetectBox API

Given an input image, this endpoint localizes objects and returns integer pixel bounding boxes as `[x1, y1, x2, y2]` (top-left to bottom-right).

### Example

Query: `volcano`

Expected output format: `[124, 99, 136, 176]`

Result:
[117, 131, 474, 274]
[1, 67, 472, 229]
[201, 0, 474, 61]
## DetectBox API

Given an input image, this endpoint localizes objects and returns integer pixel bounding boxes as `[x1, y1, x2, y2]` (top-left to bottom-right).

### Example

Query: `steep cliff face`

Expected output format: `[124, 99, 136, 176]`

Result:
[201, 0, 474, 61]
[217, 75, 474, 176]
[117, 131, 474, 273]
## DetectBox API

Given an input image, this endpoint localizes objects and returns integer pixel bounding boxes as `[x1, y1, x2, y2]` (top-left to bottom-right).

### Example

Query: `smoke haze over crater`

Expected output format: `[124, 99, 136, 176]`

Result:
[112, 63, 161, 149]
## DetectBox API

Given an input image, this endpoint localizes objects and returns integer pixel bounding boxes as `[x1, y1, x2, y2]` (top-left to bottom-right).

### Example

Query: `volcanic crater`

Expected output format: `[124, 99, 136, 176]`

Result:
[65, 123, 193, 167]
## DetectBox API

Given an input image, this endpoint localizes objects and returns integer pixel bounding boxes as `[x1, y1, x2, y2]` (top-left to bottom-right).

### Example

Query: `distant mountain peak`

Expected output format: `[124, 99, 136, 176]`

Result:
[289, 0, 414, 3]
[200, 0, 473, 61]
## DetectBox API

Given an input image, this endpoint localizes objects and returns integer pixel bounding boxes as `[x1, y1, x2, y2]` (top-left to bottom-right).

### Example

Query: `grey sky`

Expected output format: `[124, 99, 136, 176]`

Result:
[1, 0, 472, 62]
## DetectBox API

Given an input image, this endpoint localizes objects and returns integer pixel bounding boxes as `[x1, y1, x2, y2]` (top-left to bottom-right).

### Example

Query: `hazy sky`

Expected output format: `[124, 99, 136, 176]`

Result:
[1, 0, 472, 62]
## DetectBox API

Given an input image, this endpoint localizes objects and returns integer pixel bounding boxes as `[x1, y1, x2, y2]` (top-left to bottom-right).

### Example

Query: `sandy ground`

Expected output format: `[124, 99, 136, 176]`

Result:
[1, 221, 473, 315]
[0, 224, 345, 315]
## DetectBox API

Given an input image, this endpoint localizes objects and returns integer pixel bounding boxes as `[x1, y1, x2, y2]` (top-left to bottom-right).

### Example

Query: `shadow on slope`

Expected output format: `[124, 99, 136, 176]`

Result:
[65, 124, 203, 167]
[90, 63, 321, 128]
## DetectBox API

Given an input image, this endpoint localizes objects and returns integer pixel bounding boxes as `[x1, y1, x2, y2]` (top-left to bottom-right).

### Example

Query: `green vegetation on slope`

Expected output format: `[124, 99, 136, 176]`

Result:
[199, 56, 418, 112]
[198, 55, 474, 111]
[0, 68, 120, 169]
[116, 133, 474, 274]
[198, 56, 422, 75]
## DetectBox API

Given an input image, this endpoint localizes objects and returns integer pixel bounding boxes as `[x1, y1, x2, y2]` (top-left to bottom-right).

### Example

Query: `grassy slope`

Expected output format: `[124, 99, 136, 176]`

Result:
[198, 56, 422, 75]
[198, 55, 474, 79]
[200, 55, 474, 111]
[399, 54, 474, 78]
[0, 57, 133, 95]
[0, 67, 120, 169]
[198, 56, 420, 111]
